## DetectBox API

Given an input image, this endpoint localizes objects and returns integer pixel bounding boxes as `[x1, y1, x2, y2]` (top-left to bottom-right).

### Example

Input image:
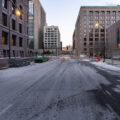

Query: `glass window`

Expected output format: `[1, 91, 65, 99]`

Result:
[12, 35, 16, 46]
[89, 11, 93, 15]
[19, 37, 23, 47]
[19, 5, 23, 19]
[1, 31, 8, 45]
[95, 11, 99, 15]
[2, 13, 7, 26]
[12, 19, 16, 30]
[112, 11, 116, 15]
[106, 11, 110, 15]
[101, 11, 105, 15]
[2, 0, 7, 9]
[19, 24, 22, 33]
[12, 0, 16, 11]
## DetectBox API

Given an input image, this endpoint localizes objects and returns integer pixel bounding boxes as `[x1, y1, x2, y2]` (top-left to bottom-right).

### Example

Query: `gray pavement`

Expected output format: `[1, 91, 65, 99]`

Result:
[0, 57, 119, 120]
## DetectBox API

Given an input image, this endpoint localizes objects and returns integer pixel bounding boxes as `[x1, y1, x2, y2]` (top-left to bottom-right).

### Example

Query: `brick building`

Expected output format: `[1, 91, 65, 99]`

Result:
[0, 0, 29, 58]
[73, 6, 120, 57]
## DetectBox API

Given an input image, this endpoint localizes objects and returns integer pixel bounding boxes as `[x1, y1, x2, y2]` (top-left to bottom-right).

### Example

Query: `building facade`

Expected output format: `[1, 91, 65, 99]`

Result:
[0, 0, 29, 57]
[44, 26, 61, 55]
[29, 0, 46, 54]
[106, 20, 120, 58]
[73, 6, 120, 57]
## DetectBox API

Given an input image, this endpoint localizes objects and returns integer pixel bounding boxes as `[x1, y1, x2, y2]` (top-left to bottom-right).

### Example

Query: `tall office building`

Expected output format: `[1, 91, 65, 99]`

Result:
[73, 6, 120, 57]
[44, 26, 61, 55]
[29, 0, 46, 54]
[0, 0, 29, 57]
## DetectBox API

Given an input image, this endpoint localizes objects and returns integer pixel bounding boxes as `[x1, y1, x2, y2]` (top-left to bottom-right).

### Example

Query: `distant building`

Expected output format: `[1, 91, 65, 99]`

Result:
[44, 26, 61, 55]
[29, 0, 46, 54]
[0, 0, 29, 57]
[63, 45, 72, 51]
[106, 20, 120, 58]
[73, 6, 120, 57]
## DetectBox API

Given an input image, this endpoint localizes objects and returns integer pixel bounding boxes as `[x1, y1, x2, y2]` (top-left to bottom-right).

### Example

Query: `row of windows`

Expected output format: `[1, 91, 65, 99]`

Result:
[88, 15, 119, 20]
[1, 31, 23, 47]
[84, 38, 105, 41]
[84, 11, 120, 15]
[88, 20, 116, 24]
[2, 13, 23, 33]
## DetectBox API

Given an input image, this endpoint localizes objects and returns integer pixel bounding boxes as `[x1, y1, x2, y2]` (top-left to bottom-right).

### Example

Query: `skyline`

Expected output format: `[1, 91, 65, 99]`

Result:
[40, 0, 120, 47]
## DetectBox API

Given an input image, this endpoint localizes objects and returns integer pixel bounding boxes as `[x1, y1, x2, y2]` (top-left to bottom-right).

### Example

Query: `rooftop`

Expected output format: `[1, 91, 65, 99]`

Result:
[81, 6, 120, 9]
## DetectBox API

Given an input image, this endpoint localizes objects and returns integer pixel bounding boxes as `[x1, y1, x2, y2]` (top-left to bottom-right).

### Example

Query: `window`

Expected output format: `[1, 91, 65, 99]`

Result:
[19, 37, 23, 47]
[2, 13, 7, 26]
[84, 38, 87, 41]
[84, 43, 87, 46]
[2, 0, 7, 9]
[89, 33, 93, 37]
[112, 20, 116, 24]
[112, 11, 116, 15]
[101, 33, 104, 37]
[12, 35, 16, 46]
[83, 11, 86, 14]
[101, 16, 105, 19]
[101, 11, 105, 15]
[84, 48, 87, 51]
[12, 0, 16, 12]
[12, 19, 16, 30]
[1, 31, 8, 45]
[95, 33, 99, 37]
[89, 11, 93, 15]
[89, 16, 93, 19]
[95, 16, 99, 19]
[89, 38, 93, 41]
[117, 28, 120, 48]
[95, 11, 99, 15]
[101, 29, 104, 32]
[89, 43, 93, 45]
[118, 11, 120, 15]
[19, 24, 22, 33]
[112, 16, 116, 19]
[95, 38, 99, 41]
[19, 5, 23, 19]
[107, 11, 110, 15]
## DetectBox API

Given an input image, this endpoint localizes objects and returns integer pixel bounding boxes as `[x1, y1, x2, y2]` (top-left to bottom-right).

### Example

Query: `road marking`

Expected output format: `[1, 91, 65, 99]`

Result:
[0, 104, 13, 116]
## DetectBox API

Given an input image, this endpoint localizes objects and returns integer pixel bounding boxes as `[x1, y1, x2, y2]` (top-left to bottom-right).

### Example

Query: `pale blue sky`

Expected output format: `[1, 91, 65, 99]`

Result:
[40, 0, 120, 47]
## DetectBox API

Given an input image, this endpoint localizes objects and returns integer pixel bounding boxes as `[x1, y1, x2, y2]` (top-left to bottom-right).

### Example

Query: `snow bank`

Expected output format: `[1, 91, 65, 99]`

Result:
[91, 61, 120, 71]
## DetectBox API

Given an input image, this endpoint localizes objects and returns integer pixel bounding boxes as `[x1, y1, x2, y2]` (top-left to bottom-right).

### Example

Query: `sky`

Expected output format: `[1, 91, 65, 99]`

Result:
[40, 0, 120, 47]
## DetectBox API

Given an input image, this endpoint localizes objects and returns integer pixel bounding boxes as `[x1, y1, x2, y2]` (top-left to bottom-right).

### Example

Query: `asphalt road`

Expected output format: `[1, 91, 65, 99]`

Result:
[0, 57, 119, 120]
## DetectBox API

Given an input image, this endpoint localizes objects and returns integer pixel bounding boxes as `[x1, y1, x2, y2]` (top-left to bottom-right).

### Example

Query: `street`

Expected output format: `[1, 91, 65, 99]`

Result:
[0, 57, 120, 120]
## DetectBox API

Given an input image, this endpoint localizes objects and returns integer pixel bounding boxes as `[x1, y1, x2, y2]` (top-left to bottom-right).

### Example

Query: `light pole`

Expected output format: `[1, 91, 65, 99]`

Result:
[95, 23, 106, 62]
[8, 0, 22, 59]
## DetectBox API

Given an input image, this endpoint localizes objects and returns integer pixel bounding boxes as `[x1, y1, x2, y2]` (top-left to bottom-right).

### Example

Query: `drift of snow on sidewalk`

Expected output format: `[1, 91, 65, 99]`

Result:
[91, 61, 120, 71]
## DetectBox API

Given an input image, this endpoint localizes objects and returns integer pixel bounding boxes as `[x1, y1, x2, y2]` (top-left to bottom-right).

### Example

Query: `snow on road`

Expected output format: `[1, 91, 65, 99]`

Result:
[91, 61, 120, 71]
[0, 58, 117, 120]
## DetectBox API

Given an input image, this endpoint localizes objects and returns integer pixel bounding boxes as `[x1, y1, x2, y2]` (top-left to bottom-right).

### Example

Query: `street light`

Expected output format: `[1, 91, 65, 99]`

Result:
[94, 23, 106, 62]
[8, 1, 22, 59]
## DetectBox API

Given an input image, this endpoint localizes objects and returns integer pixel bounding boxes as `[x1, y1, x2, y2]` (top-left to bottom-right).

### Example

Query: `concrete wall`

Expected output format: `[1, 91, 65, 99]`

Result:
[107, 20, 120, 58]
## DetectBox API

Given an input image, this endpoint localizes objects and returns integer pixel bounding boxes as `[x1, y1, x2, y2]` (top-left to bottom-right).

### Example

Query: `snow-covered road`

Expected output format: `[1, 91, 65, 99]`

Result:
[0, 58, 118, 120]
